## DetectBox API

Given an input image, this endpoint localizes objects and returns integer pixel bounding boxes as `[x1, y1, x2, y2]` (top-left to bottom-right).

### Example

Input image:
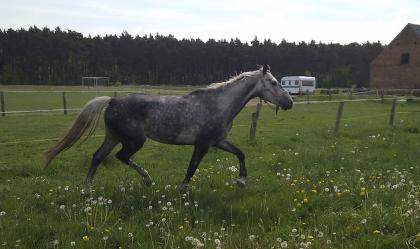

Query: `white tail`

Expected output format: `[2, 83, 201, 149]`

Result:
[44, 96, 112, 167]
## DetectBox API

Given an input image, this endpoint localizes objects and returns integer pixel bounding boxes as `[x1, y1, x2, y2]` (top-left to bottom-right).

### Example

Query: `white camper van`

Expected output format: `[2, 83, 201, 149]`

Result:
[280, 76, 316, 94]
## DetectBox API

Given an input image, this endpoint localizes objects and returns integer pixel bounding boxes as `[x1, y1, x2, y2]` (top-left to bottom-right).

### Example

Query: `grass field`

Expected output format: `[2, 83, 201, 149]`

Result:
[0, 87, 419, 249]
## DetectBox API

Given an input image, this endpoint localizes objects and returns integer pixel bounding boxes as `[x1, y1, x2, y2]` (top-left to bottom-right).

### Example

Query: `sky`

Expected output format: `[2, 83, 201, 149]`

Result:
[0, 0, 419, 44]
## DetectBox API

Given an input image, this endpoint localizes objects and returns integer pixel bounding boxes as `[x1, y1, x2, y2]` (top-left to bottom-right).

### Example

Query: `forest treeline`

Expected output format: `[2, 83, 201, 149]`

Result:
[0, 26, 384, 87]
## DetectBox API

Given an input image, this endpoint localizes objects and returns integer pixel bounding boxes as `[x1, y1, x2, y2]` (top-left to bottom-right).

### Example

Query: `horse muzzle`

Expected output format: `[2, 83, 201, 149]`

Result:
[281, 98, 293, 110]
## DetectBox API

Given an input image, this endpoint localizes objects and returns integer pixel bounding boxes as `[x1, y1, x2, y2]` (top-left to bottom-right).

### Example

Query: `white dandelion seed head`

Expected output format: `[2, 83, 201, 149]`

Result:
[281, 241, 288, 248]
[185, 236, 193, 242]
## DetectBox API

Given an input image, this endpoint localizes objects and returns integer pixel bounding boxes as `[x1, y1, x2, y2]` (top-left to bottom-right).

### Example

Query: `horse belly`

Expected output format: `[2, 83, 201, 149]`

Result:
[144, 119, 199, 145]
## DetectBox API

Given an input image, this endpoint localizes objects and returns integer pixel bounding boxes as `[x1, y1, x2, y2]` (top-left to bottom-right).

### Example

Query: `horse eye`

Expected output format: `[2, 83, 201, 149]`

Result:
[271, 81, 277, 86]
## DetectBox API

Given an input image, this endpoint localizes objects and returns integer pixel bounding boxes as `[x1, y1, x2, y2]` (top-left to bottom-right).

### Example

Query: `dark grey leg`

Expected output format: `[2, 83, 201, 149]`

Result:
[128, 159, 152, 186]
[181, 145, 209, 188]
[115, 140, 152, 186]
[214, 140, 247, 187]
[84, 136, 118, 193]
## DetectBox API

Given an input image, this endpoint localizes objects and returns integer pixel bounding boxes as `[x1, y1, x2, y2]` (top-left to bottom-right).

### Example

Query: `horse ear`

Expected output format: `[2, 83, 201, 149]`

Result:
[262, 64, 270, 74]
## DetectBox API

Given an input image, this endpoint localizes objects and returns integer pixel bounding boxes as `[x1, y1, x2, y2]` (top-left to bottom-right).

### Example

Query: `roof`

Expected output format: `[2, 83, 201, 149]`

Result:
[407, 23, 420, 37]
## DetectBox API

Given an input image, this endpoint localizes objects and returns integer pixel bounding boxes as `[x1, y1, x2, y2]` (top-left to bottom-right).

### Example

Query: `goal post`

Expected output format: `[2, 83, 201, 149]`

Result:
[81, 77, 110, 88]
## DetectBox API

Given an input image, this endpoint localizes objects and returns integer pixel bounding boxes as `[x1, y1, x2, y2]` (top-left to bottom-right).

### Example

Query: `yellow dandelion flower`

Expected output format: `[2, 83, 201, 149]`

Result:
[337, 192, 342, 197]
[179, 225, 184, 230]
[360, 187, 366, 191]
[415, 234, 420, 241]
[303, 198, 309, 204]
[360, 191, 366, 197]
[311, 189, 317, 193]
[373, 230, 381, 234]
[82, 235, 89, 241]
[307, 235, 314, 240]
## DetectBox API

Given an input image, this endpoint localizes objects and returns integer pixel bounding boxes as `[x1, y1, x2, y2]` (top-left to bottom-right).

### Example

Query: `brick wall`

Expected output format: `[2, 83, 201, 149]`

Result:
[370, 25, 420, 89]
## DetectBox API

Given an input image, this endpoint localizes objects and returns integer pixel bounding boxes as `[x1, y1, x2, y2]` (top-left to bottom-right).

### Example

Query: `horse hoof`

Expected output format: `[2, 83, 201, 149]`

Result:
[178, 183, 188, 191]
[81, 188, 91, 197]
[143, 177, 152, 187]
[236, 178, 246, 188]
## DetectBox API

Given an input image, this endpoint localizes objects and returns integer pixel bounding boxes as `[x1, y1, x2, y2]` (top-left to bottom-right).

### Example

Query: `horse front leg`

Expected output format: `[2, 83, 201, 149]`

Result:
[214, 140, 247, 187]
[181, 145, 209, 189]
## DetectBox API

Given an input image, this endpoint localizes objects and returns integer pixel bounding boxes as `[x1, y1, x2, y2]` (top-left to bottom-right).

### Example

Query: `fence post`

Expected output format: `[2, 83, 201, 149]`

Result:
[249, 101, 262, 141]
[306, 90, 310, 104]
[389, 98, 397, 126]
[328, 89, 332, 101]
[0, 91, 5, 117]
[62, 92, 67, 115]
[381, 91, 384, 104]
[113, 91, 117, 97]
[349, 89, 353, 100]
[334, 101, 345, 132]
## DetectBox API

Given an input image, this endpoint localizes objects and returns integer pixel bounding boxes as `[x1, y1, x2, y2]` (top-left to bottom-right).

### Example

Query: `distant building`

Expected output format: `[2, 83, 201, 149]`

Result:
[370, 23, 420, 89]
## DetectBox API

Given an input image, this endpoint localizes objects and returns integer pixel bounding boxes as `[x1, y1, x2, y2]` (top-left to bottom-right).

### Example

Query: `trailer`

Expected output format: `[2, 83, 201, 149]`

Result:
[280, 76, 316, 94]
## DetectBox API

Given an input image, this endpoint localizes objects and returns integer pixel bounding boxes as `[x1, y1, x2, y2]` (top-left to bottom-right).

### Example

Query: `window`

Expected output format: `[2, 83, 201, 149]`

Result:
[286, 80, 290, 85]
[281, 81, 285, 86]
[295, 81, 299, 85]
[302, 81, 314, 86]
[401, 53, 410, 65]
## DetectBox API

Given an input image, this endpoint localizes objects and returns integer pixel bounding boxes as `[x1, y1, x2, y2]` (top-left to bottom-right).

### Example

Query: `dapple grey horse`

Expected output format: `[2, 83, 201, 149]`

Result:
[44, 65, 293, 192]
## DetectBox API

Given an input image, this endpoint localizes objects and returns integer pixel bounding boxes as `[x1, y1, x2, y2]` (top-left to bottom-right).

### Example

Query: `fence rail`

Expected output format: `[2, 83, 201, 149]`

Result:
[0, 89, 419, 117]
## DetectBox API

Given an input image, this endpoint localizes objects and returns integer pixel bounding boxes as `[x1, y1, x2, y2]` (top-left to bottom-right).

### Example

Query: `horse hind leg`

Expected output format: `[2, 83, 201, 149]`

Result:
[214, 140, 247, 187]
[115, 139, 152, 186]
[83, 132, 119, 194]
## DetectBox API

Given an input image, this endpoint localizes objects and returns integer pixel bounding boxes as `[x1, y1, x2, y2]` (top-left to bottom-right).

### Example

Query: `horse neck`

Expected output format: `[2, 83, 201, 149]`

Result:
[216, 76, 259, 122]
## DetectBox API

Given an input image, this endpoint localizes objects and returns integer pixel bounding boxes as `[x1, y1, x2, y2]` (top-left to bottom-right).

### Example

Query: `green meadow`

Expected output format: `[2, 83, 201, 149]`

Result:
[0, 87, 419, 248]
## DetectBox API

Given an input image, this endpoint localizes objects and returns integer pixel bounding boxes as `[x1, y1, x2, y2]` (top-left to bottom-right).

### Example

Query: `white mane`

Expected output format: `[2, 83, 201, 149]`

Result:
[207, 70, 260, 89]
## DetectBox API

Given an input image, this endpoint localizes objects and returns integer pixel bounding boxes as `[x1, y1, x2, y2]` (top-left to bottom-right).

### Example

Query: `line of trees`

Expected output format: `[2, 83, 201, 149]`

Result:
[0, 26, 384, 87]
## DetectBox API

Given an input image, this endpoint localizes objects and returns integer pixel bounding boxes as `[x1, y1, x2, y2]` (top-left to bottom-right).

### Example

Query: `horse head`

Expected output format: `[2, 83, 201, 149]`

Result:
[257, 64, 293, 113]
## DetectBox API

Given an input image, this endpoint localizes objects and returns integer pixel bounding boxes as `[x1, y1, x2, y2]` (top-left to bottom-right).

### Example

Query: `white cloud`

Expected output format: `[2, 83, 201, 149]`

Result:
[0, 0, 419, 44]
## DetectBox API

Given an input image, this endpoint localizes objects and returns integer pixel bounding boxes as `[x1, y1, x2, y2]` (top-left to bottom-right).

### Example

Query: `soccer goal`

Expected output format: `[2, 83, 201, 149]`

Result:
[81, 77, 110, 88]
